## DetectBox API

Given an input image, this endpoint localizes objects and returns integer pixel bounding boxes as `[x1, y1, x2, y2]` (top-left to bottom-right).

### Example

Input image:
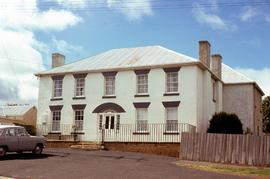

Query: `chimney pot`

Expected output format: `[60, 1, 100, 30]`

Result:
[199, 40, 211, 68]
[52, 53, 65, 68]
[211, 54, 222, 79]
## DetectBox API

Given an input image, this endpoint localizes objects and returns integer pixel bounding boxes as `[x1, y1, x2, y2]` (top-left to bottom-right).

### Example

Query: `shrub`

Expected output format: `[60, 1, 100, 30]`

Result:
[207, 112, 243, 134]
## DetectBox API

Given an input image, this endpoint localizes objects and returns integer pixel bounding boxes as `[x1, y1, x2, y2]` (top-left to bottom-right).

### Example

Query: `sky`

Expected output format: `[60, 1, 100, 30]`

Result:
[0, 0, 269, 104]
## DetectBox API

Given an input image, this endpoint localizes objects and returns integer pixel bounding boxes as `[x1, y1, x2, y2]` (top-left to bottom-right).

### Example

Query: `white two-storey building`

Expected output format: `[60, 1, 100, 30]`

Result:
[35, 41, 263, 142]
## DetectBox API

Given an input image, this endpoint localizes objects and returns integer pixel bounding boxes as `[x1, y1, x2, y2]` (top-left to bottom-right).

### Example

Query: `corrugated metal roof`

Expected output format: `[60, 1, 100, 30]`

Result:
[37, 45, 254, 84]
[222, 64, 253, 83]
[37, 46, 198, 75]
[0, 105, 34, 117]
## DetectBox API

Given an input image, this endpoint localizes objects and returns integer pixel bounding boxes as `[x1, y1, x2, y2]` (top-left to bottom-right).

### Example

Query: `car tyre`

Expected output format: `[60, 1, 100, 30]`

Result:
[0, 147, 6, 157]
[32, 145, 43, 155]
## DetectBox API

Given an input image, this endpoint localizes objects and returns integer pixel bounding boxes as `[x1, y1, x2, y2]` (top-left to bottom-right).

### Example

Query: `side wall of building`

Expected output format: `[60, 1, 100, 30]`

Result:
[196, 68, 222, 133]
[223, 84, 254, 133]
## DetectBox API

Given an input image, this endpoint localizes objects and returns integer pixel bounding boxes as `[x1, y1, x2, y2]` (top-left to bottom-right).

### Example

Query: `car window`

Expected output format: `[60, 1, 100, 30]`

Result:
[5, 128, 16, 136]
[0, 129, 3, 136]
[17, 128, 28, 137]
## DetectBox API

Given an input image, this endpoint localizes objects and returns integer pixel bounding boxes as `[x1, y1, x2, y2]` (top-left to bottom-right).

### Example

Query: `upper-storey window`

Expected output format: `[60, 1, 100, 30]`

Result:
[73, 74, 87, 98]
[137, 74, 148, 94]
[52, 76, 64, 98]
[103, 71, 117, 96]
[75, 78, 85, 96]
[163, 67, 180, 94]
[166, 72, 178, 93]
[134, 69, 150, 96]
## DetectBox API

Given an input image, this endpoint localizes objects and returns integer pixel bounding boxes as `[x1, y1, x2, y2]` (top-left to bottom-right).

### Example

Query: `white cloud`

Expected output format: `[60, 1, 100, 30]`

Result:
[240, 6, 257, 22]
[52, 38, 83, 54]
[192, 2, 231, 30]
[0, 30, 44, 103]
[107, 0, 153, 21]
[236, 68, 270, 96]
[0, 0, 81, 31]
[0, 0, 83, 104]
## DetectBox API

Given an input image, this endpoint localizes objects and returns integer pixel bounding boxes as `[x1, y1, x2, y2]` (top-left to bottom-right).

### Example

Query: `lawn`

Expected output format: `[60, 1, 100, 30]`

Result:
[176, 160, 270, 178]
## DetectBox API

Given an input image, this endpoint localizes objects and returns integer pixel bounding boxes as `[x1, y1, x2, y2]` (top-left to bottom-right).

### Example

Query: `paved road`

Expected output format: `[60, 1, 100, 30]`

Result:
[0, 149, 250, 179]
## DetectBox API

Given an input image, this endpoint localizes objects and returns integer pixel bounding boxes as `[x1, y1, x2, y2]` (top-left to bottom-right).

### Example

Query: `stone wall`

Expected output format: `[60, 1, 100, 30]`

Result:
[104, 142, 180, 157]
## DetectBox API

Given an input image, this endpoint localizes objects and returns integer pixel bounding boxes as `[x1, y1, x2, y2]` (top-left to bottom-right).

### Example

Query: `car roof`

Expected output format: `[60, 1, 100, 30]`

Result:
[0, 125, 23, 129]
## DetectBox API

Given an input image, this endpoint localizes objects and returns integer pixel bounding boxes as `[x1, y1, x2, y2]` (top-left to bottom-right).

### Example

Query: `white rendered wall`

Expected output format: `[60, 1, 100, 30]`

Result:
[37, 66, 217, 141]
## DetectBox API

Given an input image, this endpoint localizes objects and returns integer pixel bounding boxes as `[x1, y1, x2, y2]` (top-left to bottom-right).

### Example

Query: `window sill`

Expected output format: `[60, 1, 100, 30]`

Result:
[163, 93, 179, 96]
[163, 132, 179, 135]
[102, 95, 116, 99]
[48, 132, 61, 134]
[71, 132, 85, 135]
[50, 98, 63, 101]
[73, 96, 86, 100]
[134, 94, 150, 97]
[133, 132, 150, 135]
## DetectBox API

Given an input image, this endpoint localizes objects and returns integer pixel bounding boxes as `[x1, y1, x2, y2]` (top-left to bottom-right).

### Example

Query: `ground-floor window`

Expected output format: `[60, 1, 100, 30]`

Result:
[74, 109, 84, 131]
[52, 110, 61, 132]
[165, 107, 178, 132]
[136, 108, 148, 132]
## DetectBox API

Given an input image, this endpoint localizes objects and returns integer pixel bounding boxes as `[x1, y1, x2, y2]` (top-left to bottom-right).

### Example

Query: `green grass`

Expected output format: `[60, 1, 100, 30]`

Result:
[176, 162, 270, 177]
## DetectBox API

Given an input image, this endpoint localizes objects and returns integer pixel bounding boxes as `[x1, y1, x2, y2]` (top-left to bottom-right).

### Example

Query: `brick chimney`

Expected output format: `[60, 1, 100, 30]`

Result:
[52, 53, 65, 68]
[199, 41, 211, 68]
[211, 54, 222, 79]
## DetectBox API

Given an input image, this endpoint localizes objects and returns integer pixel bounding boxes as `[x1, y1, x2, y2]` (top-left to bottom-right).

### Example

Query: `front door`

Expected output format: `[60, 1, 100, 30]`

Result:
[104, 114, 115, 130]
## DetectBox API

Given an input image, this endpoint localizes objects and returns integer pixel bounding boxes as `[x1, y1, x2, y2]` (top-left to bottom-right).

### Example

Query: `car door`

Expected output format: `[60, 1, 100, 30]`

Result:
[17, 128, 33, 151]
[5, 128, 19, 151]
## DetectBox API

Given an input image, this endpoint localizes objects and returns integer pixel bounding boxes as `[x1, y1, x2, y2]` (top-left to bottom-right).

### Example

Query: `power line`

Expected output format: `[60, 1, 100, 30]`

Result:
[2, 1, 270, 13]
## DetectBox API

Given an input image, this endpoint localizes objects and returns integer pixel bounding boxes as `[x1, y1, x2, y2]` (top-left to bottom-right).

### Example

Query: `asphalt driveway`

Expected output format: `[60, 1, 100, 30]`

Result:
[0, 149, 251, 179]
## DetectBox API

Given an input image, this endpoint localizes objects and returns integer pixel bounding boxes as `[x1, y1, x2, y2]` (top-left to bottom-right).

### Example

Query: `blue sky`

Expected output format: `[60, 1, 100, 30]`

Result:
[0, 0, 269, 103]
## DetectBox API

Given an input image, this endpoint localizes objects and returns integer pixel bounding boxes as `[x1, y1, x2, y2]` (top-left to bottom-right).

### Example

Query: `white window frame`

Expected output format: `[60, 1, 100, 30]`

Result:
[74, 109, 84, 131]
[136, 108, 148, 132]
[166, 72, 178, 93]
[104, 76, 115, 96]
[74, 77, 85, 97]
[136, 74, 148, 94]
[53, 79, 63, 98]
[51, 110, 61, 132]
[165, 107, 178, 132]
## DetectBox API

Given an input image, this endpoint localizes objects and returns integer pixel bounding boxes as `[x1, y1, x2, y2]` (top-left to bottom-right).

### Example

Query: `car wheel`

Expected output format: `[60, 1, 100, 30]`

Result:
[0, 147, 6, 157]
[32, 145, 43, 155]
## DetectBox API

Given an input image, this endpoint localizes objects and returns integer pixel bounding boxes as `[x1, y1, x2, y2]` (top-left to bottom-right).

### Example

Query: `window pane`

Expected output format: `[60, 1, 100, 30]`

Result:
[53, 79, 63, 97]
[52, 110, 61, 131]
[137, 74, 148, 94]
[105, 76, 115, 95]
[166, 107, 178, 132]
[136, 108, 148, 131]
[74, 109, 84, 131]
[75, 78, 85, 96]
[166, 72, 178, 93]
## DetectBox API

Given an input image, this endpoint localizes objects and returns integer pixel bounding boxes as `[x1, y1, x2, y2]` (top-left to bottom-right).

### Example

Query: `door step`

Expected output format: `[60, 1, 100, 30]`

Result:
[70, 142, 102, 150]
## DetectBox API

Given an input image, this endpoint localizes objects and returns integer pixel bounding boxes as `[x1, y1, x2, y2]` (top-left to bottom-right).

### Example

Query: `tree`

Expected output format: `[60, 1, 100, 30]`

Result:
[207, 112, 243, 134]
[262, 96, 270, 133]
